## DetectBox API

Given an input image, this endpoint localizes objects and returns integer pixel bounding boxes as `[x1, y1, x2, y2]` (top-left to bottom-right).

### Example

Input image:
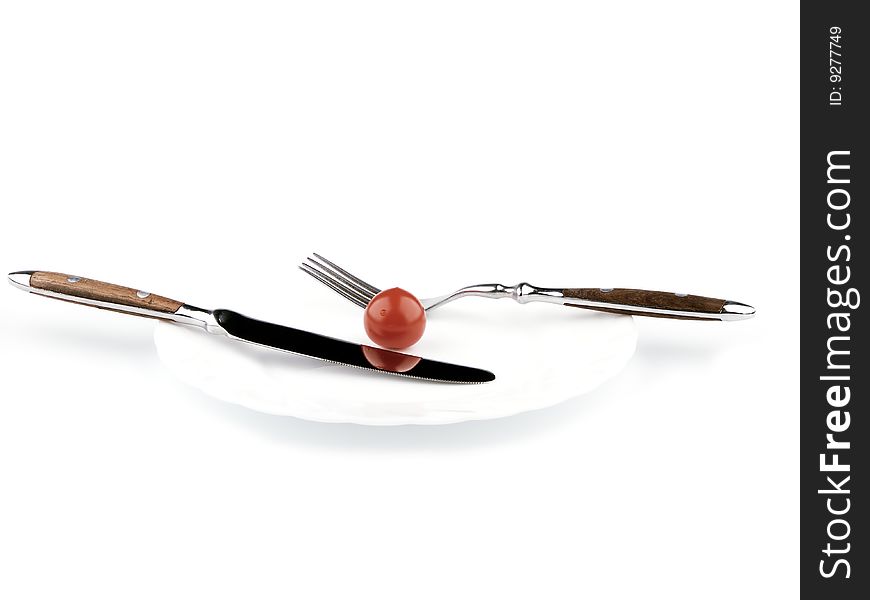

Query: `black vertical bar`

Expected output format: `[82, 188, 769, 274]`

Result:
[801, 2, 867, 597]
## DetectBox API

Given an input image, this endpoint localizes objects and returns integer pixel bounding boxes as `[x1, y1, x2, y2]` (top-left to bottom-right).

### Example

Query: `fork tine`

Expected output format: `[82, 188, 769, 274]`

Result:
[303, 256, 378, 303]
[298, 264, 370, 308]
[311, 253, 381, 296]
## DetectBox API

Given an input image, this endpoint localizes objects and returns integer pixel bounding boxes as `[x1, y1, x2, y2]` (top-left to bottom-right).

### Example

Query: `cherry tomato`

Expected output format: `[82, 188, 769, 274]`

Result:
[363, 287, 426, 349]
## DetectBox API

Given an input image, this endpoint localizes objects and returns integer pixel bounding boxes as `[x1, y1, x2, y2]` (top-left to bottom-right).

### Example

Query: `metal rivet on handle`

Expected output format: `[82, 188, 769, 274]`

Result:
[600, 288, 613, 293]
[675, 293, 688, 297]
[67, 277, 81, 283]
[136, 291, 151, 299]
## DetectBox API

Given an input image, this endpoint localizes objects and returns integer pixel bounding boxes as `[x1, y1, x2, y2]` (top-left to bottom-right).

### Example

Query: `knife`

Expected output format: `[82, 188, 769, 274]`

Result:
[7, 271, 495, 384]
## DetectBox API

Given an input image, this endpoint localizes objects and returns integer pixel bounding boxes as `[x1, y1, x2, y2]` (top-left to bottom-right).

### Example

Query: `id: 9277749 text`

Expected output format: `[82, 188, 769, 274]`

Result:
[829, 26, 843, 106]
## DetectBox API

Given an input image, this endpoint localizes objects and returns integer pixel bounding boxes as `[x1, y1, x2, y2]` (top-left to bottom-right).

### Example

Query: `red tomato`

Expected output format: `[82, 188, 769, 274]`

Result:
[363, 287, 426, 349]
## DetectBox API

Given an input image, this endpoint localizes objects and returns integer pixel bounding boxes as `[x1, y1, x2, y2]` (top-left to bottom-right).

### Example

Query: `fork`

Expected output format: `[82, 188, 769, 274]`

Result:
[299, 253, 755, 321]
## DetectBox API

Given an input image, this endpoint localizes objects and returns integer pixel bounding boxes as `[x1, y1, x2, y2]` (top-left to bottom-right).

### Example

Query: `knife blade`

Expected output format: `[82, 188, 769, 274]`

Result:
[7, 271, 494, 384]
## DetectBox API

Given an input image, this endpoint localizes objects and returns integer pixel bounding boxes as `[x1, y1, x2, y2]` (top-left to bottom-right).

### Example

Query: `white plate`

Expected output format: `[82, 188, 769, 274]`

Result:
[154, 294, 637, 425]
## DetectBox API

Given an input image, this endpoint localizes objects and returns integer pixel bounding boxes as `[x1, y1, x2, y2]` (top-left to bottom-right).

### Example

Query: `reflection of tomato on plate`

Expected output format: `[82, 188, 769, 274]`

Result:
[361, 345, 422, 373]
[363, 288, 426, 349]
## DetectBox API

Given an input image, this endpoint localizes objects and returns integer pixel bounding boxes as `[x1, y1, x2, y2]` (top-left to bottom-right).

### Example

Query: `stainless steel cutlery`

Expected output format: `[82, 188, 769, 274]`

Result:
[7, 271, 494, 383]
[300, 253, 756, 321]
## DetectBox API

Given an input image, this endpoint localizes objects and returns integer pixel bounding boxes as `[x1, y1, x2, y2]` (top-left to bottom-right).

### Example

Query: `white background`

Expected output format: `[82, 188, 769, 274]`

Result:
[0, 1, 798, 598]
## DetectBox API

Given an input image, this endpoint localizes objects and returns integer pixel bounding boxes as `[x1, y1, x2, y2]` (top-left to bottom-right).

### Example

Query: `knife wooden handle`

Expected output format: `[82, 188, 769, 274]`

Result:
[26, 271, 184, 316]
[561, 288, 738, 320]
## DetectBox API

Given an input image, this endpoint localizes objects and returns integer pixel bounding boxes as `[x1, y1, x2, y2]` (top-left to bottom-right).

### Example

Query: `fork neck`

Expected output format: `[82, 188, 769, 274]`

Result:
[422, 283, 563, 310]
[512, 283, 565, 304]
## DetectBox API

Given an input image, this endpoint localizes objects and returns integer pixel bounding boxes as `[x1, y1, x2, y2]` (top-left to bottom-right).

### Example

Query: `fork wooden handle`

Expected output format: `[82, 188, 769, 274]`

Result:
[561, 288, 753, 321]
